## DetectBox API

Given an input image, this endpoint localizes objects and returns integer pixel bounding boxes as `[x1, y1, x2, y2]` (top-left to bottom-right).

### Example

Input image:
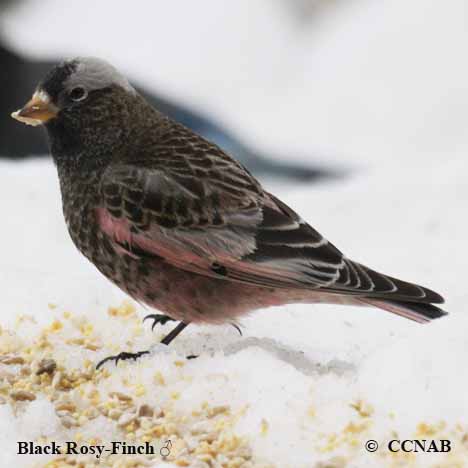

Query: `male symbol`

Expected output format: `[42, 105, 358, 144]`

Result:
[160, 440, 172, 458]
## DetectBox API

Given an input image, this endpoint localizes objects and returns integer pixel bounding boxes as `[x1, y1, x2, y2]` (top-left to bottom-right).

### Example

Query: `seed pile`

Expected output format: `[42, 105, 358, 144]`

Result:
[0, 302, 272, 468]
[1, 302, 467, 468]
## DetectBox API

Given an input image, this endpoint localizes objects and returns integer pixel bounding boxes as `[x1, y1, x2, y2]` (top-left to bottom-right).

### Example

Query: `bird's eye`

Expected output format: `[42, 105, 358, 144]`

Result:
[69, 86, 88, 102]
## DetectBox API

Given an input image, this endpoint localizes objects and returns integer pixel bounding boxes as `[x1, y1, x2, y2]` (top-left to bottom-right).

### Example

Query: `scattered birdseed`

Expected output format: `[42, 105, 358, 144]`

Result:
[1, 305, 468, 468]
[117, 412, 137, 428]
[138, 403, 154, 417]
[206, 404, 230, 418]
[350, 399, 374, 418]
[60, 415, 78, 429]
[108, 408, 123, 420]
[107, 300, 137, 318]
[260, 418, 269, 435]
[51, 371, 62, 389]
[109, 391, 133, 402]
[1, 355, 25, 365]
[315, 456, 347, 468]
[54, 402, 76, 412]
[10, 389, 36, 401]
[36, 358, 57, 375]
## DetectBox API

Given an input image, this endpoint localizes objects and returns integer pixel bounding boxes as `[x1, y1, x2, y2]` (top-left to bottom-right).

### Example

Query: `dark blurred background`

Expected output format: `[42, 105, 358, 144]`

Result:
[0, 0, 347, 182]
[1, 0, 467, 181]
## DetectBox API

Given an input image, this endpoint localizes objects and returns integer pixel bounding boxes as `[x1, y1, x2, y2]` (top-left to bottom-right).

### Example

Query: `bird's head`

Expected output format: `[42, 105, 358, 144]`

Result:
[11, 57, 139, 163]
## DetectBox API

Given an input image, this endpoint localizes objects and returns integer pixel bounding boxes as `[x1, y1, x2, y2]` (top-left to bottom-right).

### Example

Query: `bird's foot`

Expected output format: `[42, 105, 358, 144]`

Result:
[96, 350, 150, 370]
[96, 322, 191, 369]
[143, 314, 175, 331]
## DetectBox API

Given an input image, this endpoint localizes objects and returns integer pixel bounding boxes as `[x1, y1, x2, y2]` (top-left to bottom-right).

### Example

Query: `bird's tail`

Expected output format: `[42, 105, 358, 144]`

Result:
[358, 298, 448, 323]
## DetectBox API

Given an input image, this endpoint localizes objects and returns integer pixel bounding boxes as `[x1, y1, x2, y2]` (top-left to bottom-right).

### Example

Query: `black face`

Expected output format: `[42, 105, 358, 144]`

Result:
[39, 62, 132, 168]
[40, 60, 78, 103]
[40, 61, 98, 116]
[11, 57, 140, 173]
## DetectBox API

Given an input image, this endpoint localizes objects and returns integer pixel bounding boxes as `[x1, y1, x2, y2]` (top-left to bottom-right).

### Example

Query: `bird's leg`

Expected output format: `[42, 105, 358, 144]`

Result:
[160, 322, 188, 345]
[95, 322, 190, 370]
[143, 313, 175, 331]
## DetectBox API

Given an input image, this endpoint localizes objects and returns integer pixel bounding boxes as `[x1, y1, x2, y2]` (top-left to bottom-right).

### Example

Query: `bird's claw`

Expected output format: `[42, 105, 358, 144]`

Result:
[231, 323, 243, 336]
[96, 350, 150, 370]
[143, 314, 175, 331]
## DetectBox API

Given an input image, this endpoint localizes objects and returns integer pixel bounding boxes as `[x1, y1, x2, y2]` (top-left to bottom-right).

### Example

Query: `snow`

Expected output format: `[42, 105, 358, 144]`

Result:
[1, 0, 468, 467]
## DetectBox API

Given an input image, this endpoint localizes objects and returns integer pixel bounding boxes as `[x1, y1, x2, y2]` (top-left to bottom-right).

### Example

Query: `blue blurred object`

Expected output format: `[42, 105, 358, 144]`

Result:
[0, 44, 336, 181]
[145, 87, 334, 181]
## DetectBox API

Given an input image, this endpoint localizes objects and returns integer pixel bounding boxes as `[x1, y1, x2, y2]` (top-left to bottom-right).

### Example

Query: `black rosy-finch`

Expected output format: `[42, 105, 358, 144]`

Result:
[12, 57, 447, 367]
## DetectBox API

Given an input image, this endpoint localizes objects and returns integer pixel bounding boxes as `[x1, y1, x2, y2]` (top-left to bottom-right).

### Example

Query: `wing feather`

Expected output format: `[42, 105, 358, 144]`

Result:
[97, 122, 443, 305]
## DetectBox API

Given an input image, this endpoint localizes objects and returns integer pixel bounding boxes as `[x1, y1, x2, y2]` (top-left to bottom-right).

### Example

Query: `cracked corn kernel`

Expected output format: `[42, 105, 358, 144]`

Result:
[154, 372, 165, 385]
[49, 320, 63, 333]
[350, 400, 374, 418]
[108, 301, 136, 317]
[134, 384, 146, 397]
[10, 390, 36, 401]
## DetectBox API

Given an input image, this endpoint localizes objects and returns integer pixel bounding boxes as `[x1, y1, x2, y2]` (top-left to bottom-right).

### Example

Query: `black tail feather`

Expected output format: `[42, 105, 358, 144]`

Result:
[359, 298, 448, 323]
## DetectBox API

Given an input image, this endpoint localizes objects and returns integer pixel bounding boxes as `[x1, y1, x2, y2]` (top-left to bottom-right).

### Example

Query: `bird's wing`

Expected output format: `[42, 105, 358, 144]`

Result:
[98, 140, 442, 304]
[98, 159, 264, 272]
[97, 156, 345, 289]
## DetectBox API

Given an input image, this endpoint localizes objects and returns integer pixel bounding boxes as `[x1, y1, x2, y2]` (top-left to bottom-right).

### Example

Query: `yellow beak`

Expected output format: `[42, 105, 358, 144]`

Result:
[11, 91, 59, 127]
